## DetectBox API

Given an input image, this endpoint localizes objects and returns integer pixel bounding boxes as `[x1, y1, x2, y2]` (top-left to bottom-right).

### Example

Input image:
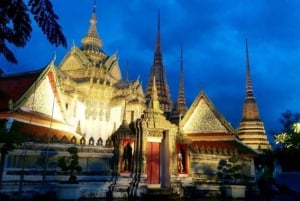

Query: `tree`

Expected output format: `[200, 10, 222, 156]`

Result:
[273, 110, 300, 171]
[0, 120, 25, 190]
[217, 156, 246, 184]
[0, 0, 67, 64]
[57, 146, 82, 183]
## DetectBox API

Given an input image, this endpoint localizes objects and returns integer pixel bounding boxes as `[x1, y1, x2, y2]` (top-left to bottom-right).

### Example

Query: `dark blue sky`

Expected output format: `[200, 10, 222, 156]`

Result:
[1, 0, 299, 143]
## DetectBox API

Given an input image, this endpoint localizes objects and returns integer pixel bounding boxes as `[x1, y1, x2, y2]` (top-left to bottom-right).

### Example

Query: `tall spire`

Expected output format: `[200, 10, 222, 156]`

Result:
[171, 45, 187, 121]
[81, 1, 103, 52]
[245, 40, 256, 106]
[242, 40, 259, 120]
[238, 40, 270, 151]
[145, 10, 172, 113]
[154, 10, 162, 65]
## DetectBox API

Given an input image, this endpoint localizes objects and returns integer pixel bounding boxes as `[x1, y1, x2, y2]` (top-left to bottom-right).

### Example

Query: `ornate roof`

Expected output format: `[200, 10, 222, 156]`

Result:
[58, 5, 122, 84]
[0, 69, 42, 111]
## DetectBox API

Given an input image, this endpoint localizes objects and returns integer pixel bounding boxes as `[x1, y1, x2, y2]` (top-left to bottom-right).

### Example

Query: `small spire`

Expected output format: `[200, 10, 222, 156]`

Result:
[81, 1, 103, 51]
[126, 59, 129, 82]
[174, 44, 187, 116]
[150, 76, 160, 110]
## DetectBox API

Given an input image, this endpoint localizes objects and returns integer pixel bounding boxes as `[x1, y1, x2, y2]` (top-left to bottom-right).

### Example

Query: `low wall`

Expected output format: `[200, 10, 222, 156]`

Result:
[275, 172, 300, 193]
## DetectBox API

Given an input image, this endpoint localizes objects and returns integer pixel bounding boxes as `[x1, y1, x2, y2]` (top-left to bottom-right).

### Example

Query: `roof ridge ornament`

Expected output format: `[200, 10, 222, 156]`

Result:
[81, 0, 103, 51]
[50, 52, 56, 66]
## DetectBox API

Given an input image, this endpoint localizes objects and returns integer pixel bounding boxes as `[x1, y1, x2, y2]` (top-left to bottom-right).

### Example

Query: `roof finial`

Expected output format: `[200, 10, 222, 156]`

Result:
[50, 52, 56, 65]
[154, 9, 162, 63]
[126, 59, 129, 82]
[81, 0, 103, 50]
[151, 76, 160, 110]
[158, 9, 160, 33]
[93, 0, 96, 13]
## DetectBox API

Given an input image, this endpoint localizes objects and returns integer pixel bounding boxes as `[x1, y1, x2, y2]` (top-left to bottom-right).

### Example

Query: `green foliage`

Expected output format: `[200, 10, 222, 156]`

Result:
[58, 146, 82, 183]
[0, 122, 25, 154]
[0, 0, 67, 64]
[279, 110, 300, 133]
[0, 120, 26, 189]
[275, 123, 300, 150]
[273, 110, 300, 171]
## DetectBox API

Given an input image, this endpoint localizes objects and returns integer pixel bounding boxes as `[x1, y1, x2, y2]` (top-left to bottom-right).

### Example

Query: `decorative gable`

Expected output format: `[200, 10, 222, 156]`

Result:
[59, 46, 90, 72]
[60, 56, 82, 71]
[183, 99, 227, 133]
[11, 65, 67, 122]
[181, 91, 236, 134]
[21, 75, 64, 121]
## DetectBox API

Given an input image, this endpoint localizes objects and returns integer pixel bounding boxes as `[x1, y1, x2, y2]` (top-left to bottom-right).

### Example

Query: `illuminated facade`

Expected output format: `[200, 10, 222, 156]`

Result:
[0, 5, 269, 199]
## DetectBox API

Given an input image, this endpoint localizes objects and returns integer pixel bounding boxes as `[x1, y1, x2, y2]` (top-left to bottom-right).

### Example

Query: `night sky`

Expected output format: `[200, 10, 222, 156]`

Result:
[0, 0, 299, 144]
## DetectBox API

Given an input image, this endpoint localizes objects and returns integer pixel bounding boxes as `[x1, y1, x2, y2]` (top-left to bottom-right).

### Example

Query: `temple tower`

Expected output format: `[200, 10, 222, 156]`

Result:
[238, 41, 271, 151]
[80, 3, 107, 64]
[171, 46, 188, 124]
[145, 11, 172, 113]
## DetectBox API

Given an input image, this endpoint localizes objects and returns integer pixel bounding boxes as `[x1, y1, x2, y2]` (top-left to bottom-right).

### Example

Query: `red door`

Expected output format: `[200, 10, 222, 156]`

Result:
[147, 142, 160, 184]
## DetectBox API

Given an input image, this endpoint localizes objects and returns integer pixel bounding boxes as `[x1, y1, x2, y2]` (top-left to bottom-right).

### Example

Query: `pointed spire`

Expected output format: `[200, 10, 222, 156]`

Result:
[126, 59, 129, 82]
[178, 45, 187, 112]
[242, 40, 260, 120]
[50, 52, 56, 66]
[150, 76, 160, 110]
[172, 45, 187, 118]
[238, 40, 270, 151]
[245, 40, 255, 104]
[145, 10, 172, 112]
[154, 9, 162, 65]
[81, 1, 103, 51]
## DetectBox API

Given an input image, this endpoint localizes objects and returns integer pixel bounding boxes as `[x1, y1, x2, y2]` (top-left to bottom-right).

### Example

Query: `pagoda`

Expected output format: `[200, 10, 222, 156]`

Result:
[145, 11, 172, 113]
[238, 41, 271, 151]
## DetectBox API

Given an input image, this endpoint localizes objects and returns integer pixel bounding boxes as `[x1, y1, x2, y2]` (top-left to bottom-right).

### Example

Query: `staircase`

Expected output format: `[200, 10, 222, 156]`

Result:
[142, 188, 180, 200]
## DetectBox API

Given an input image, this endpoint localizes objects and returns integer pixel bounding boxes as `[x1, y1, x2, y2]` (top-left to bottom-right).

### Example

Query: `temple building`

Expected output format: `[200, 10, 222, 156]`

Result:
[0, 4, 270, 199]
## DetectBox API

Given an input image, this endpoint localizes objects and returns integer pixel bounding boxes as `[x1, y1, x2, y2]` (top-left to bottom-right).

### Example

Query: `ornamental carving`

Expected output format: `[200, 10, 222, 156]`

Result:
[185, 99, 226, 132]
[147, 132, 163, 138]
[23, 77, 63, 121]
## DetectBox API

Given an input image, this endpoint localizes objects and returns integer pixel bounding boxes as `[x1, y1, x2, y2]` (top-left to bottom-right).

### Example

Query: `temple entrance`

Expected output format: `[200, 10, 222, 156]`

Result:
[146, 142, 160, 184]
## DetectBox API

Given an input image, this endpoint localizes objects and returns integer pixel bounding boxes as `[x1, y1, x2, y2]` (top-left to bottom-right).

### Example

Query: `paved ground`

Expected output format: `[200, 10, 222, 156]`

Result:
[1, 188, 299, 201]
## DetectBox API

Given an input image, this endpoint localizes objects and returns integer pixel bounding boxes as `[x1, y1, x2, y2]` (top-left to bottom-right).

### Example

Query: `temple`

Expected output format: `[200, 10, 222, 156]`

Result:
[0, 4, 270, 200]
